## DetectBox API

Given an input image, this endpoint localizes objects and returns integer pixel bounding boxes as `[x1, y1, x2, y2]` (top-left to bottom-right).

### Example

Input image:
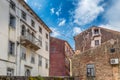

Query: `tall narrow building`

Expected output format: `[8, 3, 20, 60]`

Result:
[0, 0, 51, 76]
[50, 37, 74, 76]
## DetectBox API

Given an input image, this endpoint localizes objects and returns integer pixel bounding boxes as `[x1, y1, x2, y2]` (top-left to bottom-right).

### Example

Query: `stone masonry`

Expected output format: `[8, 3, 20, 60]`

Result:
[72, 39, 120, 80]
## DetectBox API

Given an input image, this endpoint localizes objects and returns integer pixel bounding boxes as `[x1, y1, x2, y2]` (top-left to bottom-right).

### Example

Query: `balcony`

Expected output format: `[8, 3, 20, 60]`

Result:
[20, 32, 40, 51]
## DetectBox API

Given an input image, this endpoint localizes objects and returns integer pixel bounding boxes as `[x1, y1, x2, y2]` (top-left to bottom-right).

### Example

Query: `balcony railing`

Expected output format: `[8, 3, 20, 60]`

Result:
[20, 32, 40, 51]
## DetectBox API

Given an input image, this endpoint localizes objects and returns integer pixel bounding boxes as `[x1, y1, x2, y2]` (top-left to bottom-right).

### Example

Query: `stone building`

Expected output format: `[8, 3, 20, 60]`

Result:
[74, 26, 120, 52]
[73, 26, 120, 80]
[49, 37, 74, 76]
[0, 0, 51, 76]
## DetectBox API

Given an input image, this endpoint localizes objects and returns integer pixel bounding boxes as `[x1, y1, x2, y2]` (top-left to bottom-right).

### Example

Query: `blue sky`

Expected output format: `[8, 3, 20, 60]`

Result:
[25, 0, 120, 49]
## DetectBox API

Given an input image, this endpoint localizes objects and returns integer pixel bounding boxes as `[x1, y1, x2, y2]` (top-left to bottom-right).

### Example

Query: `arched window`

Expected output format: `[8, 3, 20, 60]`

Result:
[21, 25, 26, 36]
[25, 69, 31, 76]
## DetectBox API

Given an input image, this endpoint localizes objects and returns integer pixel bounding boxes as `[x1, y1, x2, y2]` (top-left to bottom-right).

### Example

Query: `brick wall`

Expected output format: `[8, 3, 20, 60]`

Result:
[49, 37, 66, 76]
[72, 39, 120, 80]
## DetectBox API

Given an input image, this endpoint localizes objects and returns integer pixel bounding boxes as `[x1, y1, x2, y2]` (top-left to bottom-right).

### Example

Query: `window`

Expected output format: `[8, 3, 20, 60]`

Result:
[31, 53, 35, 64]
[10, 0, 16, 11]
[31, 20, 35, 27]
[25, 69, 31, 76]
[39, 27, 42, 33]
[21, 25, 26, 36]
[46, 33, 48, 39]
[21, 47, 26, 60]
[45, 42, 48, 51]
[45, 59, 48, 69]
[39, 36, 42, 47]
[21, 11, 26, 20]
[38, 55, 42, 66]
[95, 40, 99, 46]
[9, 41, 15, 55]
[87, 64, 95, 77]
[9, 14, 16, 28]
[31, 32, 35, 42]
[94, 29, 99, 34]
[7, 68, 14, 76]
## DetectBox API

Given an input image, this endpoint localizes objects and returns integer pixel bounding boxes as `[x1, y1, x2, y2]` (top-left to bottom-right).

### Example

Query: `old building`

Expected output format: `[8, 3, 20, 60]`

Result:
[74, 26, 120, 52]
[73, 26, 120, 80]
[49, 37, 74, 76]
[0, 0, 51, 76]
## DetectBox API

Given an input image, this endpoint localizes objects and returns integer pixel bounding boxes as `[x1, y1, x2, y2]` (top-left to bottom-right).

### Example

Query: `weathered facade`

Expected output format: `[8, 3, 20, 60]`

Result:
[49, 37, 74, 76]
[73, 26, 120, 80]
[0, 0, 51, 76]
[72, 39, 120, 80]
[74, 26, 120, 52]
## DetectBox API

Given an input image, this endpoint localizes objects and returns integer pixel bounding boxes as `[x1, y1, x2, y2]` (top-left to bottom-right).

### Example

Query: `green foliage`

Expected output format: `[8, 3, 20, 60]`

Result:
[29, 76, 44, 80]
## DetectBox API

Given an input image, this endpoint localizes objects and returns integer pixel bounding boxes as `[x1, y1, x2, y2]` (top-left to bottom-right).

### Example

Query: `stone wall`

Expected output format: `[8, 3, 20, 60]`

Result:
[74, 26, 120, 52]
[72, 39, 120, 80]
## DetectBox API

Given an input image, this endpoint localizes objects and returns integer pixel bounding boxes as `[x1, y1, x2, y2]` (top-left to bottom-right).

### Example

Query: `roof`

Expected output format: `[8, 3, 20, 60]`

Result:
[18, 0, 52, 33]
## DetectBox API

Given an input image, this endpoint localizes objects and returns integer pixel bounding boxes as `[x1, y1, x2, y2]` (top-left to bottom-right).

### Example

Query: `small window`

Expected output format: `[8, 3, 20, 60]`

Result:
[39, 27, 42, 33]
[94, 29, 99, 34]
[10, 0, 16, 11]
[45, 59, 48, 69]
[38, 55, 42, 66]
[9, 41, 15, 55]
[95, 40, 99, 46]
[21, 25, 26, 36]
[7, 68, 14, 76]
[45, 42, 48, 51]
[9, 14, 16, 28]
[31, 20, 35, 27]
[21, 47, 26, 60]
[21, 11, 26, 20]
[39, 36, 42, 47]
[31, 53, 35, 64]
[87, 64, 95, 77]
[46, 33, 48, 39]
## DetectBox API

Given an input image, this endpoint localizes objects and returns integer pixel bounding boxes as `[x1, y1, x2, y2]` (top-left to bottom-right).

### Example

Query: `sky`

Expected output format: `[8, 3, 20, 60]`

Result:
[24, 0, 120, 49]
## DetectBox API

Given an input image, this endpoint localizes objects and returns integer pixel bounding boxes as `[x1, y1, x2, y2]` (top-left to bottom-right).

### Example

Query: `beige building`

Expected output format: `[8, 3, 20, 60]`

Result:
[0, 0, 51, 76]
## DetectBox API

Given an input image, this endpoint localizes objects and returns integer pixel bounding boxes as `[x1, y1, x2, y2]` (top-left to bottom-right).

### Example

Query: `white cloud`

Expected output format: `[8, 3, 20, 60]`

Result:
[24, 0, 27, 2]
[73, 27, 82, 35]
[33, 2, 42, 10]
[74, 0, 104, 25]
[104, 0, 120, 30]
[56, 7, 61, 16]
[99, 24, 120, 32]
[58, 18, 66, 26]
[50, 27, 60, 37]
[50, 8, 55, 14]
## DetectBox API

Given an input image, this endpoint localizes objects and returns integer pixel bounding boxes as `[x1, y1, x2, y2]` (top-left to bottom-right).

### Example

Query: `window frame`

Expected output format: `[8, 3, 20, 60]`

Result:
[45, 59, 48, 69]
[46, 33, 48, 39]
[45, 42, 48, 51]
[7, 68, 14, 76]
[95, 40, 99, 46]
[10, 0, 16, 11]
[31, 20, 35, 27]
[9, 41, 15, 56]
[9, 14, 16, 28]
[21, 10, 27, 20]
[21, 46, 26, 60]
[39, 27, 42, 34]
[31, 53, 35, 64]
[94, 29, 99, 34]
[38, 55, 42, 66]
[87, 64, 95, 77]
